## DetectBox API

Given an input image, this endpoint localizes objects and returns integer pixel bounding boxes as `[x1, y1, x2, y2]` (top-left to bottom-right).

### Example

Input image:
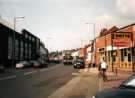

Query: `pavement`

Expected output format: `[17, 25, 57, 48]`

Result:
[48, 68, 99, 98]
[87, 67, 134, 91]
[47, 67, 133, 98]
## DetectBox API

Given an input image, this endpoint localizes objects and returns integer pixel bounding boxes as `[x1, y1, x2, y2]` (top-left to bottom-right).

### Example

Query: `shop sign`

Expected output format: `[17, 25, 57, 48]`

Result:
[113, 33, 131, 39]
[113, 40, 130, 47]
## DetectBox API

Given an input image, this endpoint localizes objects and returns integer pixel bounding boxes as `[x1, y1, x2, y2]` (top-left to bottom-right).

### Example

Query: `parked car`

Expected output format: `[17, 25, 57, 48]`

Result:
[30, 61, 41, 68]
[92, 73, 135, 98]
[16, 61, 31, 68]
[73, 57, 85, 68]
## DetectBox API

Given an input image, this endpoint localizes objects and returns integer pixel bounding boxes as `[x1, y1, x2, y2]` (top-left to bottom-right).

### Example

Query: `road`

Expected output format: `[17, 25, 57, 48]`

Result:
[0, 63, 99, 98]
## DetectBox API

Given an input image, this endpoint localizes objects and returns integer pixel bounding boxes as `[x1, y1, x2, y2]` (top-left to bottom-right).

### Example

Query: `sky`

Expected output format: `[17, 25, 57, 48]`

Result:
[0, 0, 135, 51]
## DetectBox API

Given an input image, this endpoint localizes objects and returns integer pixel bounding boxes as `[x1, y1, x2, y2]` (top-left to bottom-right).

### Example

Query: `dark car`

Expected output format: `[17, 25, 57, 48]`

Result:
[73, 57, 85, 68]
[92, 73, 135, 98]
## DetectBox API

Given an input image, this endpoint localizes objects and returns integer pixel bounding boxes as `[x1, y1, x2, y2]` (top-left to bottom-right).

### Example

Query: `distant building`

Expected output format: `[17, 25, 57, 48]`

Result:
[39, 42, 49, 65]
[0, 19, 40, 68]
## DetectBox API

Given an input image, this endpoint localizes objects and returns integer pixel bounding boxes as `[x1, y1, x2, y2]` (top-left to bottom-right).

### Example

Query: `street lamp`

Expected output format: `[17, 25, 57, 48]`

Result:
[12, 16, 25, 68]
[14, 16, 25, 31]
[85, 22, 96, 66]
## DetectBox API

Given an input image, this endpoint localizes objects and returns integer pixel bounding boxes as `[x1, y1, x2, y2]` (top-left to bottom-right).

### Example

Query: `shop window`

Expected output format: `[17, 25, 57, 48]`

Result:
[121, 49, 124, 61]
[128, 54, 131, 61]
[112, 55, 116, 62]
[124, 49, 127, 56]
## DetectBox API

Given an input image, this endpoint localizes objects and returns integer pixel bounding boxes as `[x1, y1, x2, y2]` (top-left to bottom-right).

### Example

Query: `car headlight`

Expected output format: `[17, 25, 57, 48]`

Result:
[92, 96, 96, 98]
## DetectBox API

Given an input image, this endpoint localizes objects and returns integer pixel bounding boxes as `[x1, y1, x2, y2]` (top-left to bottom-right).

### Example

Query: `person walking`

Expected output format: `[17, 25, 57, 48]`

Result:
[101, 58, 108, 82]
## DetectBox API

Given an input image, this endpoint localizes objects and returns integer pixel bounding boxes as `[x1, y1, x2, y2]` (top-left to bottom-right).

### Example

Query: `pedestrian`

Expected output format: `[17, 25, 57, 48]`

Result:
[101, 58, 108, 82]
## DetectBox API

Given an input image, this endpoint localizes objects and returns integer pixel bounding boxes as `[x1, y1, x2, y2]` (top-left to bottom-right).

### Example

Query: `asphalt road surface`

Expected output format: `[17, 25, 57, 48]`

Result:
[0, 64, 79, 98]
[0, 63, 99, 98]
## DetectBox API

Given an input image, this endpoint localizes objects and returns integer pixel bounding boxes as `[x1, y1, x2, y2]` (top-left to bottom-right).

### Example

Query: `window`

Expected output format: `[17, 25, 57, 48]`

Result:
[8, 37, 13, 59]
[25, 43, 28, 59]
[20, 41, 24, 60]
[128, 54, 131, 61]
[124, 49, 127, 56]
[112, 55, 116, 62]
[121, 49, 124, 61]
[29, 44, 32, 59]
[25, 33, 28, 38]
[15, 39, 19, 60]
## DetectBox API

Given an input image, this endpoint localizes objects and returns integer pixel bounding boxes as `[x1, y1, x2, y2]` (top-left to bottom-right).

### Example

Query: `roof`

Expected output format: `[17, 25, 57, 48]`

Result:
[119, 23, 135, 30]
[100, 26, 119, 36]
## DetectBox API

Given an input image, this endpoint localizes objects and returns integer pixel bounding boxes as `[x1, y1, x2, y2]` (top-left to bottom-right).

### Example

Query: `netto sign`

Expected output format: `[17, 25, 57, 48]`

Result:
[113, 33, 131, 39]
[112, 32, 132, 47]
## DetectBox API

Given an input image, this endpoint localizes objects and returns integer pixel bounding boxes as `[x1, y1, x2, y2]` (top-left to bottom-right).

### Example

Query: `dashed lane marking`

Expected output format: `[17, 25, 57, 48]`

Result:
[0, 75, 16, 81]
[72, 72, 79, 76]
[24, 71, 37, 76]
[0, 64, 62, 81]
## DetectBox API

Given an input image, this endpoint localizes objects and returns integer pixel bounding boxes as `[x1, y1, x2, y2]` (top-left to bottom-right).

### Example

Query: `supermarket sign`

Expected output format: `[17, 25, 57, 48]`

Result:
[112, 33, 132, 47]
[113, 40, 130, 47]
[113, 33, 131, 39]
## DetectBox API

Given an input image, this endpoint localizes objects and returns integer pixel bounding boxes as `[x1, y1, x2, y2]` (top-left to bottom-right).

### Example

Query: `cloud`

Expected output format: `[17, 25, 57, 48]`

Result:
[95, 13, 117, 27]
[116, 0, 135, 18]
[95, 14, 113, 23]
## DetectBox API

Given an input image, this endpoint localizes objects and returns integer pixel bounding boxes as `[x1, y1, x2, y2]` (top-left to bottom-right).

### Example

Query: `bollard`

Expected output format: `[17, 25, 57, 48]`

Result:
[115, 67, 118, 80]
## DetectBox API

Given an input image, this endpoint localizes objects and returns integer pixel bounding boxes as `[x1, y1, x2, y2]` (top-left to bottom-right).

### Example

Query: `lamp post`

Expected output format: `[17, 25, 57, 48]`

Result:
[85, 22, 96, 66]
[12, 16, 25, 68]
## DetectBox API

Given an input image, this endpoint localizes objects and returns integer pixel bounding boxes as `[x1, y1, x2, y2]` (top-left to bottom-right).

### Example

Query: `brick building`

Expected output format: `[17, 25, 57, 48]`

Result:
[95, 25, 135, 71]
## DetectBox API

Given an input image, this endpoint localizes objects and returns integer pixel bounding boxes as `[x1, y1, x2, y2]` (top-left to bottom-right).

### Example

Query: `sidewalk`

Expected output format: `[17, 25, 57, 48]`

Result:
[102, 68, 133, 90]
[48, 69, 99, 98]
[88, 67, 133, 91]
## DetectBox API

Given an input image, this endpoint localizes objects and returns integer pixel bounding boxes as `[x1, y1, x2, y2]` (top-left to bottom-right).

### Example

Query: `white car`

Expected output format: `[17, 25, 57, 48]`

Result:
[16, 63, 24, 68]
[16, 61, 31, 69]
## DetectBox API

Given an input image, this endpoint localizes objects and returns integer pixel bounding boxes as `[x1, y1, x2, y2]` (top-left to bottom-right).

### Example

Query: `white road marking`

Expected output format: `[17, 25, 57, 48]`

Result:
[0, 75, 16, 81]
[24, 71, 37, 76]
[0, 64, 62, 81]
[72, 72, 79, 76]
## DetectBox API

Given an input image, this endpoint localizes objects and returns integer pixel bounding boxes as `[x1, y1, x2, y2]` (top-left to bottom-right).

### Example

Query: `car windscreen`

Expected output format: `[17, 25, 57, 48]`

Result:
[122, 74, 135, 88]
[75, 58, 83, 62]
